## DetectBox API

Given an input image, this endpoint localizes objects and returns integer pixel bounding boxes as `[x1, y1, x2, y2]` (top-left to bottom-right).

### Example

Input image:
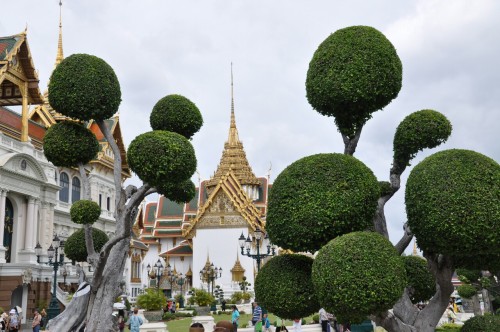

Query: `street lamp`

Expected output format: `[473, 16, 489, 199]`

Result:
[165, 263, 178, 298]
[147, 259, 164, 293]
[199, 262, 222, 295]
[60, 265, 68, 291]
[176, 273, 187, 308]
[35, 235, 68, 321]
[238, 227, 276, 271]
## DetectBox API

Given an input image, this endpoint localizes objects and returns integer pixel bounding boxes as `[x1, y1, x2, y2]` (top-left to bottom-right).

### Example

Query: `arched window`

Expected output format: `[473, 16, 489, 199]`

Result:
[59, 172, 69, 202]
[72, 177, 81, 203]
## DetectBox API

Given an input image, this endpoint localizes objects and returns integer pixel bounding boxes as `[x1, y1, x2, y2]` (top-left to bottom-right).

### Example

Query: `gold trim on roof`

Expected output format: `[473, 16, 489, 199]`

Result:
[205, 65, 259, 189]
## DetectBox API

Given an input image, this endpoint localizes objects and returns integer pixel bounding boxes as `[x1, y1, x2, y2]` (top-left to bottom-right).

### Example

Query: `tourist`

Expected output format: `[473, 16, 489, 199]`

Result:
[292, 318, 302, 332]
[251, 301, 262, 331]
[275, 317, 289, 332]
[319, 308, 330, 332]
[231, 305, 240, 332]
[126, 308, 143, 332]
[0, 312, 8, 332]
[32, 309, 42, 332]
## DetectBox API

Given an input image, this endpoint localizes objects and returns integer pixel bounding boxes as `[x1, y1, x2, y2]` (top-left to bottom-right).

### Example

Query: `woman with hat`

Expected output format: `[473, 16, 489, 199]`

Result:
[6, 309, 20, 332]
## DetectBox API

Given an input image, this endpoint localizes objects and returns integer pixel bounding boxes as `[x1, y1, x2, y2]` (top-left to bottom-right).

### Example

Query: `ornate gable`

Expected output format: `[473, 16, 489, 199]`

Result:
[182, 170, 264, 239]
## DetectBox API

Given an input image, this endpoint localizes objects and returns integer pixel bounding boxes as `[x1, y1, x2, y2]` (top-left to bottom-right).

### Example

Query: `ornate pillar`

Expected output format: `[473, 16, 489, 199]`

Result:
[25, 197, 36, 250]
[0, 189, 8, 263]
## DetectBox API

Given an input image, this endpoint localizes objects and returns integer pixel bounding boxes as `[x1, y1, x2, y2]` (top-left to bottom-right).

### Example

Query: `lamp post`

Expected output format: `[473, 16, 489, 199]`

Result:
[35, 235, 68, 321]
[238, 227, 276, 272]
[165, 263, 178, 298]
[146, 259, 164, 293]
[199, 262, 222, 295]
[60, 265, 68, 291]
[176, 273, 186, 308]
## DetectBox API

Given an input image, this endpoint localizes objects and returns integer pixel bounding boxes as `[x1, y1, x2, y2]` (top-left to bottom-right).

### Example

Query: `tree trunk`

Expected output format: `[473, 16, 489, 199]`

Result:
[46, 282, 91, 331]
[481, 288, 492, 314]
[472, 294, 482, 316]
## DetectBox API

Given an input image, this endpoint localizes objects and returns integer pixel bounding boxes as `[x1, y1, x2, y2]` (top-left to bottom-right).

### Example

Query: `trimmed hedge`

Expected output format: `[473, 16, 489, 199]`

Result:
[402, 256, 435, 303]
[48, 53, 121, 121]
[393, 109, 451, 169]
[127, 130, 196, 188]
[457, 284, 477, 299]
[157, 179, 196, 204]
[461, 314, 500, 332]
[406, 149, 500, 267]
[306, 26, 402, 137]
[150, 94, 203, 139]
[312, 231, 407, 324]
[266, 153, 379, 253]
[43, 121, 99, 167]
[255, 254, 319, 319]
[70, 200, 101, 225]
[64, 227, 108, 263]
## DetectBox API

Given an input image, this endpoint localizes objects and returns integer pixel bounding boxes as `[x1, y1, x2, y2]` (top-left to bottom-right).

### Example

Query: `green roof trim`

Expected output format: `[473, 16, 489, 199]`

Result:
[0, 36, 19, 61]
[157, 220, 182, 228]
[146, 205, 157, 222]
[160, 197, 184, 217]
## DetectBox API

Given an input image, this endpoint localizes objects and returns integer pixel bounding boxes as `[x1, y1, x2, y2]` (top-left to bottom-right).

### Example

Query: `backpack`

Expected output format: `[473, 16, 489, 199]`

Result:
[39, 316, 44, 327]
[10, 315, 18, 327]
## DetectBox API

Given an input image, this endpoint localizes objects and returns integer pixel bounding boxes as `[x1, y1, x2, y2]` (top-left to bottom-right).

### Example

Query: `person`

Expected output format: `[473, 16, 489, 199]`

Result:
[221, 299, 227, 312]
[292, 318, 302, 332]
[446, 305, 456, 323]
[275, 317, 288, 332]
[6, 309, 19, 332]
[171, 301, 176, 313]
[126, 308, 143, 332]
[32, 309, 42, 332]
[0, 312, 8, 332]
[40, 308, 47, 329]
[231, 305, 240, 332]
[118, 312, 125, 332]
[319, 308, 330, 332]
[251, 302, 263, 332]
[342, 322, 351, 332]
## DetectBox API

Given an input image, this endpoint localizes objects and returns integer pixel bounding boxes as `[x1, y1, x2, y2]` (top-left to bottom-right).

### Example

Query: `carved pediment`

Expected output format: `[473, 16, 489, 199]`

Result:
[0, 152, 48, 182]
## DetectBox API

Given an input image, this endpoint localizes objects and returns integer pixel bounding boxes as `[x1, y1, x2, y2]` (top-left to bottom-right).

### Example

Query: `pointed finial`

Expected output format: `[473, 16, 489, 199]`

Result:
[25, 23, 28, 33]
[412, 239, 418, 256]
[228, 63, 240, 145]
[54, 0, 64, 67]
[231, 62, 235, 120]
[267, 162, 272, 181]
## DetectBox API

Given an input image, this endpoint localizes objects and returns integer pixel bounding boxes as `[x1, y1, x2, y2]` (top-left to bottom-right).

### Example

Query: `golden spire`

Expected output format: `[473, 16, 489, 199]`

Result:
[412, 239, 418, 256]
[205, 64, 260, 190]
[54, 0, 64, 68]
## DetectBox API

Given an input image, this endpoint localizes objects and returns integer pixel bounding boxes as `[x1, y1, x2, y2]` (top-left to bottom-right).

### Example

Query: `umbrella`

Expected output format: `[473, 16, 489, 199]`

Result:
[113, 302, 126, 310]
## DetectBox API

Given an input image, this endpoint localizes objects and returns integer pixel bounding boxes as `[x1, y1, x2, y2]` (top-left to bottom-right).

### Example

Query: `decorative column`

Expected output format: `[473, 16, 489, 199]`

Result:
[0, 189, 8, 263]
[25, 197, 36, 250]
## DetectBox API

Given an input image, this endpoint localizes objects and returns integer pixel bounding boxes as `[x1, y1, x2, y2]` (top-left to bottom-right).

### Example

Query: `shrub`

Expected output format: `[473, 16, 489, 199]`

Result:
[70, 200, 101, 225]
[48, 53, 121, 121]
[230, 292, 243, 303]
[306, 26, 402, 137]
[406, 149, 500, 269]
[402, 256, 435, 303]
[312, 314, 319, 324]
[157, 179, 196, 203]
[190, 288, 215, 307]
[457, 284, 477, 299]
[255, 254, 319, 319]
[435, 323, 462, 331]
[266, 153, 379, 253]
[461, 315, 500, 332]
[136, 288, 166, 311]
[162, 312, 176, 321]
[312, 232, 407, 323]
[64, 227, 108, 262]
[150, 94, 203, 139]
[43, 121, 99, 167]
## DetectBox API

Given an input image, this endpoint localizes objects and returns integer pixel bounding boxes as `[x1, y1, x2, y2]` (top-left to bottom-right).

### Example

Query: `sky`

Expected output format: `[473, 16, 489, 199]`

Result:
[1, 0, 499, 254]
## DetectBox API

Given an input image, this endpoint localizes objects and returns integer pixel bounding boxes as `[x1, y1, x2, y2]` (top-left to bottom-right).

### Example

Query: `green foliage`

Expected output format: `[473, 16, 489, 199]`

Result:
[312, 314, 319, 324]
[150, 94, 203, 139]
[378, 181, 392, 197]
[435, 323, 462, 331]
[312, 231, 407, 324]
[157, 179, 196, 203]
[136, 288, 166, 311]
[230, 291, 243, 303]
[255, 254, 319, 319]
[190, 288, 215, 306]
[43, 121, 99, 167]
[457, 269, 481, 283]
[405, 149, 500, 268]
[127, 130, 196, 188]
[64, 227, 108, 262]
[461, 314, 500, 332]
[70, 200, 101, 225]
[267, 153, 379, 253]
[393, 109, 452, 169]
[48, 54, 121, 121]
[457, 284, 477, 299]
[306, 26, 402, 137]
[402, 256, 435, 303]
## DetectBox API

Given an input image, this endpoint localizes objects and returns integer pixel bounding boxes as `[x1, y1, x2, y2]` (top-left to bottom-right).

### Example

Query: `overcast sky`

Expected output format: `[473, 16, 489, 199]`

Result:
[2, 0, 499, 254]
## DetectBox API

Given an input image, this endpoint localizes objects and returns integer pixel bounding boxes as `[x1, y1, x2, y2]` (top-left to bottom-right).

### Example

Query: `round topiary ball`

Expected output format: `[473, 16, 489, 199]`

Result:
[393, 110, 452, 169]
[43, 121, 99, 167]
[70, 200, 101, 225]
[402, 256, 435, 303]
[48, 53, 121, 121]
[406, 149, 500, 266]
[127, 130, 197, 188]
[266, 153, 379, 253]
[64, 227, 109, 263]
[461, 314, 500, 332]
[306, 26, 402, 137]
[150, 94, 203, 139]
[312, 231, 407, 323]
[156, 179, 196, 204]
[457, 284, 477, 299]
[255, 254, 319, 319]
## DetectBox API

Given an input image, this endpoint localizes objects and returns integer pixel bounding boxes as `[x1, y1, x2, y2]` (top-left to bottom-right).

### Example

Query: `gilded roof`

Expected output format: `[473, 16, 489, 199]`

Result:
[230, 253, 245, 273]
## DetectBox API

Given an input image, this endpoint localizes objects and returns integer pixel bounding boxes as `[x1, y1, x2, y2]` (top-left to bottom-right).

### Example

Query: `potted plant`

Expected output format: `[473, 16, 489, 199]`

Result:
[136, 288, 166, 321]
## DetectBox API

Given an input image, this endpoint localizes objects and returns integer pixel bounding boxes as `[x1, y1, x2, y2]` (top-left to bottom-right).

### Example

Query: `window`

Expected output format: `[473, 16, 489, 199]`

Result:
[131, 254, 141, 283]
[72, 177, 81, 203]
[99, 194, 102, 208]
[59, 172, 69, 202]
[106, 197, 111, 211]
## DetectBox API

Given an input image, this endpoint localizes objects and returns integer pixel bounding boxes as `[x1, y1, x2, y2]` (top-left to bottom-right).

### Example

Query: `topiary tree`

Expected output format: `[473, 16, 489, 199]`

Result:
[254, 254, 319, 319]
[64, 228, 108, 263]
[402, 256, 435, 304]
[136, 288, 167, 311]
[265, 24, 499, 332]
[266, 153, 379, 253]
[461, 315, 500, 332]
[312, 232, 407, 323]
[44, 53, 203, 332]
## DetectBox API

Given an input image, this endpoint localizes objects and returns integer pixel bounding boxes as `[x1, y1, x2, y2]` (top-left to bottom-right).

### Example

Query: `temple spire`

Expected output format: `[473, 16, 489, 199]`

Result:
[228, 62, 240, 145]
[54, 0, 64, 68]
